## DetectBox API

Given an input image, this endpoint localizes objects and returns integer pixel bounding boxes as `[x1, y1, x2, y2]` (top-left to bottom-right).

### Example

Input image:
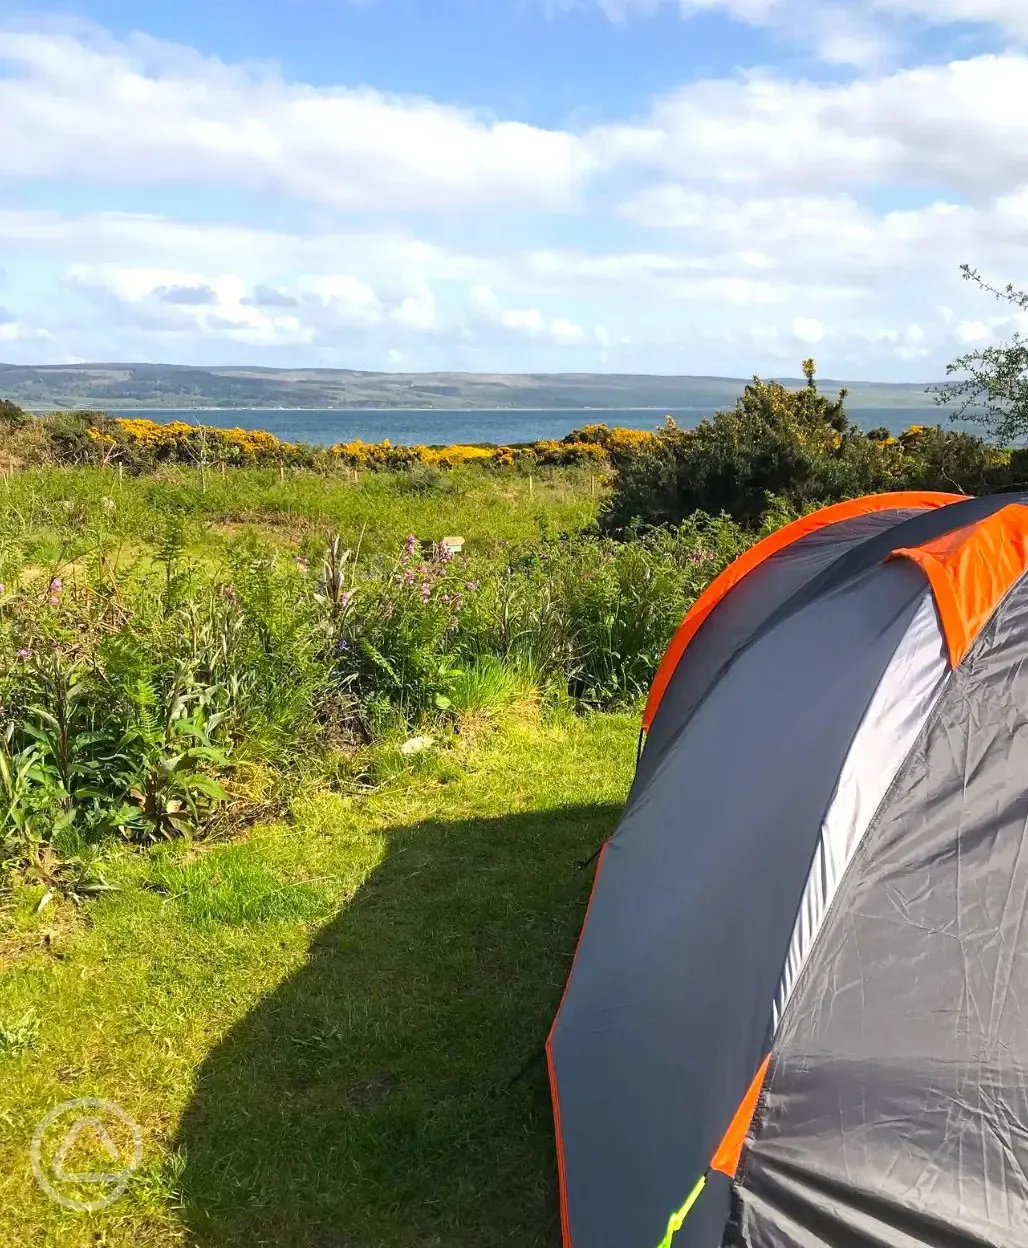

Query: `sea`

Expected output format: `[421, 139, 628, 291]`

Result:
[100, 405, 949, 447]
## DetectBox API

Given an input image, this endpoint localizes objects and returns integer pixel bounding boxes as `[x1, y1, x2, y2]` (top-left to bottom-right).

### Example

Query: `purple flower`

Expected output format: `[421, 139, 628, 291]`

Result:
[49, 577, 62, 594]
[336, 637, 351, 653]
[15, 648, 30, 660]
[338, 589, 355, 610]
[465, 581, 480, 593]
[420, 583, 432, 601]
[402, 569, 417, 586]
[223, 585, 238, 606]
[403, 534, 418, 558]
[0, 583, 6, 595]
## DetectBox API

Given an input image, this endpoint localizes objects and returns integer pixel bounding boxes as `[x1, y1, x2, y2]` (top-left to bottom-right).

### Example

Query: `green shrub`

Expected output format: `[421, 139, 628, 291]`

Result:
[601, 360, 1014, 533]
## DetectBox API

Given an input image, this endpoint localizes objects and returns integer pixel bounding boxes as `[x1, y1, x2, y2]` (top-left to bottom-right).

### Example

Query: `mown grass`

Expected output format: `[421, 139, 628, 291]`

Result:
[0, 709, 636, 1247]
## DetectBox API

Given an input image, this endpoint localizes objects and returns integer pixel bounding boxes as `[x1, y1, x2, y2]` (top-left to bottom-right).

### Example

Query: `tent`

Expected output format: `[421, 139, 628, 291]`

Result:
[547, 490, 1028, 1248]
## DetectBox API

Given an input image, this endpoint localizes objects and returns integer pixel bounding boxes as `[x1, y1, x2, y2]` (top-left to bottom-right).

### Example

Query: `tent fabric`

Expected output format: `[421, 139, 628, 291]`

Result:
[641, 492, 966, 731]
[890, 501, 1028, 666]
[634, 507, 950, 794]
[547, 489, 1028, 1248]
[772, 590, 949, 1033]
[732, 568, 1028, 1247]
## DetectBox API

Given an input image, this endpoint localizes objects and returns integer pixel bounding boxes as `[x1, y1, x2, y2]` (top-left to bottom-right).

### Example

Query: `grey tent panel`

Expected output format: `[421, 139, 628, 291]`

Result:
[637, 494, 1021, 797]
[636, 509, 931, 793]
[550, 558, 929, 1248]
[733, 568, 1028, 1248]
[550, 491, 1028, 1248]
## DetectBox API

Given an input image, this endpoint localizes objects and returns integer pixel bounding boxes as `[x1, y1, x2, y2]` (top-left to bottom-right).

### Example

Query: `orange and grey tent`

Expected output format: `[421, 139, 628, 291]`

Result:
[547, 490, 1028, 1248]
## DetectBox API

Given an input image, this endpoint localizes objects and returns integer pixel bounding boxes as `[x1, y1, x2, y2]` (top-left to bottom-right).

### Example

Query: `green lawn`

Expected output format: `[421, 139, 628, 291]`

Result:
[0, 710, 636, 1247]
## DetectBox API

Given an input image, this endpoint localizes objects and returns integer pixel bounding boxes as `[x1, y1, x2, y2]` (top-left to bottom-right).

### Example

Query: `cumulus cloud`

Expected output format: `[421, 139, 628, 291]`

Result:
[244, 285, 299, 309]
[597, 56, 1028, 198]
[468, 285, 587, 343]
[66, 264, 317, 346]
[793, 316, 825, 343]
[0, 24, 593, 212]
[153, 283, 216, 306]
[871, 0, 1028, 39]
[564, 0, 1027, 58]
[4, 11, 1028, 378]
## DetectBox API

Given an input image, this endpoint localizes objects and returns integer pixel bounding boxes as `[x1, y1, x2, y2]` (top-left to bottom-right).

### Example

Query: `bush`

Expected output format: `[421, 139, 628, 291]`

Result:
[0, 399, 29, 429]
[601, 360, 1014, 533]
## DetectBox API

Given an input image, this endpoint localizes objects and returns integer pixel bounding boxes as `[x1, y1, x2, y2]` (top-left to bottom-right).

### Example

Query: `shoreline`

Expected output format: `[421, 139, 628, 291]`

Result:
[21, 402, 939, 415]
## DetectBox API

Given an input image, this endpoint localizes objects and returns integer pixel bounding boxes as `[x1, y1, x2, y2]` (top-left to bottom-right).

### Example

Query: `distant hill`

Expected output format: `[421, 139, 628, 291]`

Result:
[0, 362, 942, 414]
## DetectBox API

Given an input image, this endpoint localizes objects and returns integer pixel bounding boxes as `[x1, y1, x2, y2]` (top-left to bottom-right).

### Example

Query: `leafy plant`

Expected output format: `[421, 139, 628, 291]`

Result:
[935, 265, 1028, 445]
[113, 674, 229, 842]
[0, 1009, 40, 1057]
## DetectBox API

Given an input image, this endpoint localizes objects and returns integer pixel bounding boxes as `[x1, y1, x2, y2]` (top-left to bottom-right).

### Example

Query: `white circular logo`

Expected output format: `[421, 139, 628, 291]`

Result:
[31, 1098, 143, 1212]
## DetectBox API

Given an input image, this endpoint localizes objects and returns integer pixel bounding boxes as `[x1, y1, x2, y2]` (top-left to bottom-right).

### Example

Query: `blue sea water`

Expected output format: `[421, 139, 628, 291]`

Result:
[101, 405, 947, 447]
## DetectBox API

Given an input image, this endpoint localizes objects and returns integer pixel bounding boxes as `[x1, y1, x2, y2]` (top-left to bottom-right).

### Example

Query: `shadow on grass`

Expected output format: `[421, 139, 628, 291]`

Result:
[173, 802, 622, 1248]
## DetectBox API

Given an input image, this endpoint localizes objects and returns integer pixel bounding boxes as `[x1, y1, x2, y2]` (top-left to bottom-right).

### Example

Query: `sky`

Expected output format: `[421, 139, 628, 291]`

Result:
[0, 0, 1027, 379]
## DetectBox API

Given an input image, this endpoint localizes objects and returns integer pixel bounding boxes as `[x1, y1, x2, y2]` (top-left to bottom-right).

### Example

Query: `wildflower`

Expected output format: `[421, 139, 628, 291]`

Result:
[465, 581, 480, 593]
[402, 569, 417, 586]
[336, 637, 351, 654]
[339, 589, 355, 610]
[15, 648, 29, 659]
[420, 583, 432, 601]
[403, 534, 418, 558]
[0, 583, 6, 595]
[223, 585, 239, 606]
[49, 577, 62, 594]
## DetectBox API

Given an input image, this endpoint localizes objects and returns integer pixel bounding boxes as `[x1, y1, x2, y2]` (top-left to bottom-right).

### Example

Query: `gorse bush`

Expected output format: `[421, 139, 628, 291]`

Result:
[0, 403, 617, 475]
[601, 361, 1021, 533]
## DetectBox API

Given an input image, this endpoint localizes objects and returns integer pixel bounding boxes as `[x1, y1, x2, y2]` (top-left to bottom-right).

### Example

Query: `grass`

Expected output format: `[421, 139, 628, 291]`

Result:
[0, 465, 600, 568]
[0, 708, 637, 1247]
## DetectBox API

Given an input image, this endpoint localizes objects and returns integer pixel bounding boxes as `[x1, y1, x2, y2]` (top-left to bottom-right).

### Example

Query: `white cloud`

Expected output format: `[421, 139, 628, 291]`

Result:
[596, 56, 1028, 198]
[552, 318, 587, 342]
[871, 0, 1028, 39]
[956, 319, 994, 342]
[469, 284, 586, 343]
[0, 319, 52, 343]
[392, 282, 438, 331]
[3, 5, 1028, 381]
[63, 263, 389, 346]
[567, 0, 1027, 58]
[0, 24, 593, 212]
[793, 316, 825, 343]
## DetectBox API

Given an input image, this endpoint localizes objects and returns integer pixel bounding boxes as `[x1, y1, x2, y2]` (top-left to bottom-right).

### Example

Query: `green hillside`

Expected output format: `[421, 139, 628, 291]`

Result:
[0, 362, 941, 412]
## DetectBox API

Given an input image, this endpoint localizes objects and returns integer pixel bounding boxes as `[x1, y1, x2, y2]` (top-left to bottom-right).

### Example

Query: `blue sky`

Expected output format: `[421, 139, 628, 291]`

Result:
[0, 0, 1026, 378]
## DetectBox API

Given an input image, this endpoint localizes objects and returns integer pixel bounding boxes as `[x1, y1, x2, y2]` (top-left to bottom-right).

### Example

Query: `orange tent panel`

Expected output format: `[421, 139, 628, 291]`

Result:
[890, 503, 1028, 668]
[710, 1054, 771, 1179]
